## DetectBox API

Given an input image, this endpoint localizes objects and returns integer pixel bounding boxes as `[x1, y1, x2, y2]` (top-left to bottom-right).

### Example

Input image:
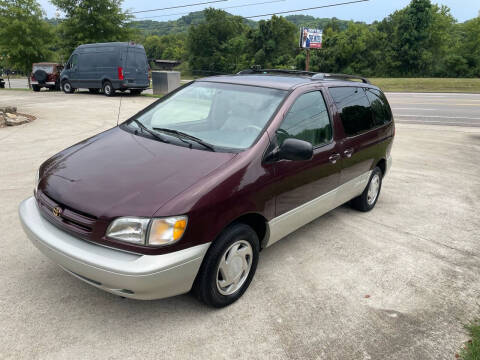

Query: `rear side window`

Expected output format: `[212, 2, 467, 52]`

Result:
[365, 89, 392, 126]
[329, 87, 374, 137]
[277, 91, 332, 147]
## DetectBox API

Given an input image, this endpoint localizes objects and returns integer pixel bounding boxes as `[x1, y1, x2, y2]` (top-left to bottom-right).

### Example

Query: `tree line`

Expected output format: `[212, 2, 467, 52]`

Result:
[0, 0, 479, 78]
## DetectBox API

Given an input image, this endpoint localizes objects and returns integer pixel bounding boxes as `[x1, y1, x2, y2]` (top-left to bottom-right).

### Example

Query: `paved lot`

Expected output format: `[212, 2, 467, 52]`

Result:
[1, 91, 479, 359]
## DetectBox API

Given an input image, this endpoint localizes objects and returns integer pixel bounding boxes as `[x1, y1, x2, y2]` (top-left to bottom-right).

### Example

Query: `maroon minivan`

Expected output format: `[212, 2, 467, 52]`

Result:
[19, 70, 394, 307]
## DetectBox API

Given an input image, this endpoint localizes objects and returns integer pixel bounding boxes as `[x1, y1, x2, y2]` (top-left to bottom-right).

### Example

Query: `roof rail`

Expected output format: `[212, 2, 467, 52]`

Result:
[311, 73, 371, 84]
[237, 68, 317, 76]
[237, 67, 371, 84]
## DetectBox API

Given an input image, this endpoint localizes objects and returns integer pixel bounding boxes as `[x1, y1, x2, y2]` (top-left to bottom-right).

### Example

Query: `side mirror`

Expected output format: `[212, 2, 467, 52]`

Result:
[278, 138, 313, 161]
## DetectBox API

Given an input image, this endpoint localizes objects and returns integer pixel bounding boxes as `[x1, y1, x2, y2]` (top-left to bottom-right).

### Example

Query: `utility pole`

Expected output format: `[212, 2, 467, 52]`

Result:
[305, 49, 310, 71]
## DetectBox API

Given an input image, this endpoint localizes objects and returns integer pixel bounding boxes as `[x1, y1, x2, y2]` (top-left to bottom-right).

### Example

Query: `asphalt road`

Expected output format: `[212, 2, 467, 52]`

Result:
[388, 92, 480, 127]
[1, 91, 479, 359]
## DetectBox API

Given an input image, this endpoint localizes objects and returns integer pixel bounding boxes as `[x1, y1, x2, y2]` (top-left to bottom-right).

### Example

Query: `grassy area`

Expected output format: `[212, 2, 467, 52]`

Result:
[460, 322, 480, 360]
[141, 93, 163, 99]
[370, 78, 480, 93]
[0, 88, 30, 91]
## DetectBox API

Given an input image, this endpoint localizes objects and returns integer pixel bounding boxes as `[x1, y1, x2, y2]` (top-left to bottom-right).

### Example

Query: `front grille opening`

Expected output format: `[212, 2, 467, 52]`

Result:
[37, 190, 97, 235]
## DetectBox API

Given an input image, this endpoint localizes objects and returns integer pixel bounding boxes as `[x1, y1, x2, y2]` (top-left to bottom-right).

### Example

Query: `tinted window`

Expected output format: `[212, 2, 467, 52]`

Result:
[277, 91, 332, 147]
[70, 54, 78, 69]
[365, 88, 392, 126]
[329, 87, 374, 137]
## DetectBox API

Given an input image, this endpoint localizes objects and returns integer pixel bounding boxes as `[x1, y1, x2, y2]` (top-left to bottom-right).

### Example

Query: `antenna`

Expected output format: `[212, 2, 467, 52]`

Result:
[117, 92, 123, 126]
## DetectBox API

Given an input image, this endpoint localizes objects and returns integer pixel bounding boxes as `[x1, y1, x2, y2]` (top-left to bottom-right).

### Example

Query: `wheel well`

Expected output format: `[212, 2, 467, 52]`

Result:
[376, 159, 386, 175]
[231, 213, 268, 249]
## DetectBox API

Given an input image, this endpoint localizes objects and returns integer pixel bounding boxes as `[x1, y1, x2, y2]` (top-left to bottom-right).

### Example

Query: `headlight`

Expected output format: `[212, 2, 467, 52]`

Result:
[106, 216, 188, 246]
[106, 217, 150, 244]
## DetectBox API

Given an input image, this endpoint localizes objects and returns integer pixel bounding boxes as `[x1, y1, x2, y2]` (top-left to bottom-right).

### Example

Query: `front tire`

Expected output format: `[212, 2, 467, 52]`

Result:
[351, 167, 383, 212]
[62, 80, 75, 94]
[193, 223, 259, 308]
[103, 81, 114, 96]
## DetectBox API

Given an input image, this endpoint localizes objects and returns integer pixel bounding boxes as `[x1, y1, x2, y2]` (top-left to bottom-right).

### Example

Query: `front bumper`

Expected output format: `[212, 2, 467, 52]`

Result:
[19, 197, 210, 300]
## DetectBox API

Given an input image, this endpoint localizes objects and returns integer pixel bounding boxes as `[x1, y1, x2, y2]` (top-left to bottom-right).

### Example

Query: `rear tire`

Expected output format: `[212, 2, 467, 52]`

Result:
[103, 81, 114, 96]
[193, 223, 259, 308]
[62, 80, 74, 94]
[88, 88, 100, 94]
[32, 85, 41, 92]
[130, 89, 143, 95]
[351, 167, 383, 212]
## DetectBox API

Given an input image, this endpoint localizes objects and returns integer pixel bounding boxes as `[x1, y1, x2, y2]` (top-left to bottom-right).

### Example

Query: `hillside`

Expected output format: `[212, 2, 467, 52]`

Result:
[128, 11, 355, 36]
[130, 11, 258, 36]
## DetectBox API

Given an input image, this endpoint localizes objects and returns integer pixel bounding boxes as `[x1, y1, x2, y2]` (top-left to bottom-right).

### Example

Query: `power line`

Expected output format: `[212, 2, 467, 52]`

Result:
[133, 0, 370, 32]
[136, 0, 286, 20]
[129, 0, 228, 15]
[245, 0, 369, 18]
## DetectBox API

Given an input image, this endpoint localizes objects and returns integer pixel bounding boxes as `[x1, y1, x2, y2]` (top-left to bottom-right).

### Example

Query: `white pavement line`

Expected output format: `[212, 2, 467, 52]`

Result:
[396, 114, 480, 120]
[392, 108, 437, 111]
[396, 120, 479, 126]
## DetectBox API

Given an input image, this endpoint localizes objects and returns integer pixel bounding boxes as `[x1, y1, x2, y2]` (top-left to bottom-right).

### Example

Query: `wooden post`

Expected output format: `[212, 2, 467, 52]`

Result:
[305, 49, 310, 71]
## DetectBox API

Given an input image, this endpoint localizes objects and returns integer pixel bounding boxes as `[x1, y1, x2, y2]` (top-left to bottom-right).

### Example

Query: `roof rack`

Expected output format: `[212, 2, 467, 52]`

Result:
[237, 67, 371, 84]
[237, 68, 317, 76]
[311, 73, 371, 84]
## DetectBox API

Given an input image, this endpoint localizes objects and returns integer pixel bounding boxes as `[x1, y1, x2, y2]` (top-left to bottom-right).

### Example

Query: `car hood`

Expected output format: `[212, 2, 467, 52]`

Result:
[39, 127, 236, 218]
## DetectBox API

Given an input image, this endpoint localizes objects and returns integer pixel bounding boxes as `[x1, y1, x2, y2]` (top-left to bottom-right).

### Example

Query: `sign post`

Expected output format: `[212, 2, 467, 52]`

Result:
[306, 49, 310, 71]
[299, 27, 323, 72]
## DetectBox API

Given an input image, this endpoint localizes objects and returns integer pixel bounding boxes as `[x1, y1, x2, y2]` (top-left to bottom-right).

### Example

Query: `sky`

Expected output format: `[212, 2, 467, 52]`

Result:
[38, 0, 479, 23]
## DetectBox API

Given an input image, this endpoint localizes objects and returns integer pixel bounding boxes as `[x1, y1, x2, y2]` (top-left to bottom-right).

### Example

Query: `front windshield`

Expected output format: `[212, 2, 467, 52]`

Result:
[133, 82, 287, 150]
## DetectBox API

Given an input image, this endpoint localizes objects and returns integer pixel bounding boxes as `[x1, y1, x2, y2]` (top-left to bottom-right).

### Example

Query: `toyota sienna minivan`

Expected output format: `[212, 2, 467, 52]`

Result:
[19, 69, 394, 307]
[60, 42, 149, 96]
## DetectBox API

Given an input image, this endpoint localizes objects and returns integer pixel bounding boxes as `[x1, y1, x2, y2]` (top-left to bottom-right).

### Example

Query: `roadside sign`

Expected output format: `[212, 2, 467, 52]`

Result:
[299, 28, 323, 49]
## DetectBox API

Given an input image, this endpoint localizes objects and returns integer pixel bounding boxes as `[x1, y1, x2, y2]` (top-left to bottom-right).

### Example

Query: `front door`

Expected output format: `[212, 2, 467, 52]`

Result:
[68, 54, 80, 88]
[268, 89, 342, 244]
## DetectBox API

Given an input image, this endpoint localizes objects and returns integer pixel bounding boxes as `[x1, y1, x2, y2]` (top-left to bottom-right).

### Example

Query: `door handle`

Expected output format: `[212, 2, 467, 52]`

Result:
[329, 153, 341, 164]
[344, 148, 354, 158]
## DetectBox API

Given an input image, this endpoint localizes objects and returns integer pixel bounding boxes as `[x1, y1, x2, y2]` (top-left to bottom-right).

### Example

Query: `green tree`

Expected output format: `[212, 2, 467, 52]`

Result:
[310, 22, 381, 75]
[144, 34, 188, 61]
[51, 0, 133, 59]
[246, 15, 297, 69]
[0, 0, 53, 84]
[187, 8, 248, 74]
[457, 17, 480, 76]
[390, 0, 434, 75]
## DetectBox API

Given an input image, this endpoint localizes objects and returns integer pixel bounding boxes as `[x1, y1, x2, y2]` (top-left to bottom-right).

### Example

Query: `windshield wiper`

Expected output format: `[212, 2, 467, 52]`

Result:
[130, 119, 169, 144]
[153, 127, 216, 152]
